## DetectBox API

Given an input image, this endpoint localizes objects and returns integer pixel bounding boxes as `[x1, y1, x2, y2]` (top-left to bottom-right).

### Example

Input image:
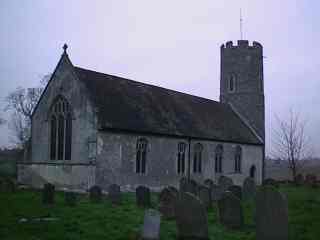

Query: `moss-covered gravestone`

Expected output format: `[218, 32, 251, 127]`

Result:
[42, 183, 55, 205]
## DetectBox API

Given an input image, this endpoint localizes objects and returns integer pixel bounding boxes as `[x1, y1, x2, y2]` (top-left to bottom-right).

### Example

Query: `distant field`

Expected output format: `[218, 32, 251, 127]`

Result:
[0, 185, 319, 240]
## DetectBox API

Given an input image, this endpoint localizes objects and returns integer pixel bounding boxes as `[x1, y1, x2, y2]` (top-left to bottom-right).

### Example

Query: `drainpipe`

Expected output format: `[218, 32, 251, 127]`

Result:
[188, 138, 191, 180]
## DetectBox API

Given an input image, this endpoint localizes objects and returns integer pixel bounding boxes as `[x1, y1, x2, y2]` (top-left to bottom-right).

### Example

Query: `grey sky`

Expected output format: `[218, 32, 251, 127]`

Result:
[0, 1, 319, 156]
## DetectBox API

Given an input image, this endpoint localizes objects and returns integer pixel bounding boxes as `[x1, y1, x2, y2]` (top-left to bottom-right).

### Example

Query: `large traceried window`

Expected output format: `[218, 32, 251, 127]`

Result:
[215, 144, 223, 173]
[136, 138, 148, 174]
[177, 142, 186, 174]
[234, 146, 242, 173]
[50, 96, 72, 160]
[193, 143, 203, 173]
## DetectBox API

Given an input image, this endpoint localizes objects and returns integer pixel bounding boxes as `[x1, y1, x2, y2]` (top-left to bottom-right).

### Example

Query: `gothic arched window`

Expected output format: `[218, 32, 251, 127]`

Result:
[136, 138, 148, 174]
[50, 96, 72, 160]
[235, 146, 242, 173]
[177, 142, 186, 174]
[193, 143, 203, 173]
[215, 144, 223, 173]
[229, 74, 236, 92]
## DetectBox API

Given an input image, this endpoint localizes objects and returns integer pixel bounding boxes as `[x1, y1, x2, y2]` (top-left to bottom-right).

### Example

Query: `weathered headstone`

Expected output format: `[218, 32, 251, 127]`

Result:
[263, 178, 278, 188]
[89, 185, 102, 203]
[243, 177, 256, 201]
[108, 184, 121, 204]
[218, 176, 233, 192]
[42, 183, 55, 205]
[256, 186, 288, 240]
[141, 209, 161, 240]
[204, 179, 214, 188]
[228, 185, 242, 200]
[158, 187, 178, 219]
[218, 191, 243, 229]
[65, 191, 77, 207]
[175, 192, 209, 240]
[198, 185, 211, 209]
[136, 186, 151, 208]
[211, 183, 223, 201]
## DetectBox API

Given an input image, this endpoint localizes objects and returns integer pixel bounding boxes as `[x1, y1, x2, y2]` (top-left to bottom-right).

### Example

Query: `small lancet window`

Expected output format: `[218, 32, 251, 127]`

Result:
[193, 143, 203, 173]
[177, 142, 186, 174]
[229, 74, 236, 92]
[136, 138, 148, 174]
[215, 144, 223, 173]
[235, 146, 242, 173]
[50, 96, 72, 160]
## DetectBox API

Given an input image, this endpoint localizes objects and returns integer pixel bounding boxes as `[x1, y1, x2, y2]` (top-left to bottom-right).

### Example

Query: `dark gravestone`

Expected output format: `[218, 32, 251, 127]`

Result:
[294, 174, 304, 185]
[167, 186, 179, 195]
[179, 177, 188, 192]
[203, 179, 214, 188]
[108, 184, 121, 204]
[218, 176, 233, 192]
[175, 192, 209, 240]
[159, 187, 178, 219]
[263, 178, 278, 188]
[136, 186, 151, 208]
[184, 179, 198, 196]
[42, 183, 55, 205]
[211, 184, 223, 201]
[65, 191, 77, 207]
[89, 185, 102, 202]
[243, 177, 256, 201]
[0, 178, 16, 193]
[218, 191, 243, 229]
[228, 185, 242, 200]
[256, 186, 288, 240]
[141, 209, 161, 240]
[198, 185, 211, 209]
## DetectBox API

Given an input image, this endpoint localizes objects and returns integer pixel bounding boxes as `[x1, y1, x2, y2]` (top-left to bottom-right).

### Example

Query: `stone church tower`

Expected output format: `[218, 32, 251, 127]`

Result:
[220, 40, 265, 142]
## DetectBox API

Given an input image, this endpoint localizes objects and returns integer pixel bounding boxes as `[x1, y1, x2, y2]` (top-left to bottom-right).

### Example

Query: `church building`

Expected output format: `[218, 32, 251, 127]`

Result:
[18, 40, 265, 191]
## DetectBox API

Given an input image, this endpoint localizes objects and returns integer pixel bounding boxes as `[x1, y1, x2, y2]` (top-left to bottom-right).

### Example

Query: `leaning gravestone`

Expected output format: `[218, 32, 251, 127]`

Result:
[256, 186, 288, 240]
[228, 185, 242, 200]
[243, 177, 256, 201]
[211, 184, 223, 201]
[141, 209, 161, 240]
[136, 186, 151, 208]
[42, 183, 55, 205]
[198, 185, 211, 209]
[218, 191, 243, 229]
[108, 184, 121, 204]
[175, 192, 209, 240]
[218, 176, 233, 192]
[89, 185, 102, 203]
[65, 191, 77, 207]
[158, 187, 178, 219]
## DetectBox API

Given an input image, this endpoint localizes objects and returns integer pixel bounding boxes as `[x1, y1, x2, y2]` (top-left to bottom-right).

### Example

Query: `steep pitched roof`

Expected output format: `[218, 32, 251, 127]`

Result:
[75, 67, 262, 145]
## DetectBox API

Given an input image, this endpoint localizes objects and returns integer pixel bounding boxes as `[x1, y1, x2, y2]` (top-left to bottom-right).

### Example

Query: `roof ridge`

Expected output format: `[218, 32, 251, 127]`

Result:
[74, 66, 221, 105]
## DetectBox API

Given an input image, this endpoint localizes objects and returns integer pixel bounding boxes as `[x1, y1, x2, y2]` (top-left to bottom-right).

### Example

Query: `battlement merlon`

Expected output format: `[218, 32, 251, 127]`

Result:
[220, 40, 262, 50]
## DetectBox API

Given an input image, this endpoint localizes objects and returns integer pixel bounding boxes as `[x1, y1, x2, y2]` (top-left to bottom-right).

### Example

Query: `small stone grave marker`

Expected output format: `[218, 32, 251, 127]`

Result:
[108, 184, 121, 204]
[228, 185, 242, 200]
[159, 187, 178, 219]
[211, 183, 223, 201]
[141, 209, 161, 240]
[198, 185, 211, 209]
[42, 183, 55, 205]
[65, 191, 77, 207]
[89, 185, 102, 203]
[218, 176, 233, 192]
[243, 177, 256, 201]
[136, 186, 151, 208]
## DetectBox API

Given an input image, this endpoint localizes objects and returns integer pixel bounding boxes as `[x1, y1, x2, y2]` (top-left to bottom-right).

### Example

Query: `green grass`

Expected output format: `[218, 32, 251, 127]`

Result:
[0, 185, 319, 240]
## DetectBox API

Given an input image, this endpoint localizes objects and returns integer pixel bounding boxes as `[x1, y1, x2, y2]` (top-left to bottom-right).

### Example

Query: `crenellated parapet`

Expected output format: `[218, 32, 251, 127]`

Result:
[220, 40, 262, 50]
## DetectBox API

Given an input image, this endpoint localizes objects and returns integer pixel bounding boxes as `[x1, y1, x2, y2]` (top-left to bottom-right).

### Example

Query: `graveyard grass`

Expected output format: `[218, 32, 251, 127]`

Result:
[1, 185, 320, 240]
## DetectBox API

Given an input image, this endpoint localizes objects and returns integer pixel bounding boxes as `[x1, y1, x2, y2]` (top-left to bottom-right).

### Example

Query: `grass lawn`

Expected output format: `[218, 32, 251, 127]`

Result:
[0, 185, 319, 240]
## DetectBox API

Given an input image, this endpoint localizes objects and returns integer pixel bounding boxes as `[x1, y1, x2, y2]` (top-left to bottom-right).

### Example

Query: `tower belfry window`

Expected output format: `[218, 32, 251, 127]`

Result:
[229, 74, 236, 92]
[50, 96, 72, 160]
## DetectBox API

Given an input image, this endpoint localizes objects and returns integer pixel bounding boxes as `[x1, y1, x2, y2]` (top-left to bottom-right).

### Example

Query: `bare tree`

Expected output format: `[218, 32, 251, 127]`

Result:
[272, 110, 313, 182]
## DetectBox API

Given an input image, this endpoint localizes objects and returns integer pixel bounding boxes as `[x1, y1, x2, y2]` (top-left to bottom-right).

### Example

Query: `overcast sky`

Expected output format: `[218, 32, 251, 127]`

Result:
[0, 1, 319, 156]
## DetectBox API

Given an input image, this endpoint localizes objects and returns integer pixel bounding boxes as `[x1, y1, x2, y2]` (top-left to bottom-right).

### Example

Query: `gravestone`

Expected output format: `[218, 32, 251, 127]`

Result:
[141, 209, 161, 240]
[179, 177, 188, 192]
[175, 192, 209, 240]
[42, 183, 55, 205]
[167, 186, 179, 195]
[294, 174, 304, 185]
[218, 176, 233, 192]
[185, 179, 198, 196]
[218, 191, 243, 229]
[305, 174, 317, 187]
[204, 179, 214, 188]
[108, 184, 121, 204]
[65, 191, 77, 207]
[211, 183, 223, 201]
[256, 186, 288, 240]
[136, 186, 151, 208]
[228, 185, 242, 200]
[89, 185, 102, 202]
[0, 178, 16, 193]
[198, 185, 211, 209]
[158, 187, 178, 219]
[263, 178, 278, 188]
[243, 177, 256, 201]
